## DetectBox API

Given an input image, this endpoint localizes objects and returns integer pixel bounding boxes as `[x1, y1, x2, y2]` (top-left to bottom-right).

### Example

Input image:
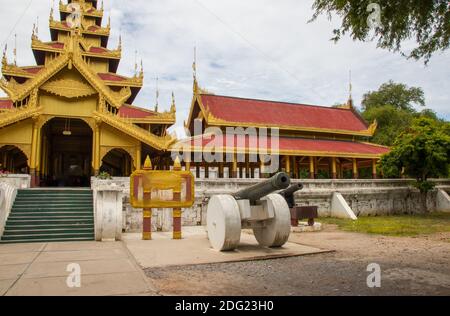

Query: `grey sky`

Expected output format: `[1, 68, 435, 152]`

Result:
[1, 0, 448, 137]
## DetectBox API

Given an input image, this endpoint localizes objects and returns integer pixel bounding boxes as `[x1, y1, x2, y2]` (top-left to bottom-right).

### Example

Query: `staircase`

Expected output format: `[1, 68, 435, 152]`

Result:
[0, 189, 95, 244]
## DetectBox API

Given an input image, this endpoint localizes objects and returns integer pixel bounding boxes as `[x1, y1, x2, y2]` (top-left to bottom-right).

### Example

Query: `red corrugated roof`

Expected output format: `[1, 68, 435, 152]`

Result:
[181, 135, 389, 156]
[49, 42, 64, 49]
[98, 73, 126, 81]
[0, 99, 13, 109]
[199, 94, 369, 133]
[118, 105, 156, 119]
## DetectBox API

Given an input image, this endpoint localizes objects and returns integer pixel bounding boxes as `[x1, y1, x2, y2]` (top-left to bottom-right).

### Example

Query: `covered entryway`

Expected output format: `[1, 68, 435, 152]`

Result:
[100, 148, 133, 177]
[40, 118, 93, 187]
[0, 145, 29, 174]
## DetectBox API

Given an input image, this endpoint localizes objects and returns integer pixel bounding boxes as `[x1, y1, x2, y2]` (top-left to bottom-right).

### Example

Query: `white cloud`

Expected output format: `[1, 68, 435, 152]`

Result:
[1, 0, 448, 126]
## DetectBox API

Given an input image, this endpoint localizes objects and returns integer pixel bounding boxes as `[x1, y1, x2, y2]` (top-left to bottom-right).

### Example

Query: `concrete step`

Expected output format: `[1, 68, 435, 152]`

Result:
[6, 218, 94, 225]
[3, 228, 94, 236]
[1, 232, 95, 241]
[0, 237, 95, 244]
[4, 224, 94, 230]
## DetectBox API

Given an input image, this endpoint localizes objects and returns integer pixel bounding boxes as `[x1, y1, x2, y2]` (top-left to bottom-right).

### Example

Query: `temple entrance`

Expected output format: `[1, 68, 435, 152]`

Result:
[40, 118, 93, 187]
[100, 148, 133, 177]
[0, 145, 29, 174]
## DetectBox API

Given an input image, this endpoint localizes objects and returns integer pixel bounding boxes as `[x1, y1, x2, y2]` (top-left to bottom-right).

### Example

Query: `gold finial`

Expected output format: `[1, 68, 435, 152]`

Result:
[173, 156, 181, 170]
[155, 76, 159, 111]
[134, 50, 138, 76]
[346, 70, 354, 108]
[101, 0, 104, 11]
[171, 92, 176, 113]
[2, 45, 7, 67]
[143, 156, 153, 170]
[32, 23, 36, 39]
[139, 59, 144, 78]
[107, 16, 111, 28]
[13, 34, 17, 66]
[118, 34, 122, 51]
[192, 46, 198, 93]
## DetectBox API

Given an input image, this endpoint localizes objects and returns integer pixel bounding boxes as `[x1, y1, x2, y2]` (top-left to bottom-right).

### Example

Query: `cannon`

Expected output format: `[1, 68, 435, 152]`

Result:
[280, 183, 318, 227]
[207, 172, 292, 251]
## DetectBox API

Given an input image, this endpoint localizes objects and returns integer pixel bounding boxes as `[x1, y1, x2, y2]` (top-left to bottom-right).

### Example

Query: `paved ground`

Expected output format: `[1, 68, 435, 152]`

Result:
[0, 241, 156, 296]
[123, 228, 330, 268]
[144, 225, 450, 296]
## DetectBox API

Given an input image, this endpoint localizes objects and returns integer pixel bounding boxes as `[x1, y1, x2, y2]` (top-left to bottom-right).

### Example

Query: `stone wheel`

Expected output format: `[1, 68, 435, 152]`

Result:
[207, 195, 242, 251]
[253, 194, 291, 248]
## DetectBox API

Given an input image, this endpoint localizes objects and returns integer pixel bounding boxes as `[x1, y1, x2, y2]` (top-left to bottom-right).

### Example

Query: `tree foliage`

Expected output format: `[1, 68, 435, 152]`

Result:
[362, 81, 425, 112]
[311, 0, 450, 63]
[361, 81, 435, 146]
[379, 117, 450, 193]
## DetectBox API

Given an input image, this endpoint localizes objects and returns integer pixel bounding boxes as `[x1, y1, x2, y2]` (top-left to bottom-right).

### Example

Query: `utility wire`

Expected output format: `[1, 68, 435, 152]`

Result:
[192, 0, 305, 86]
[1, 0, 34, 49]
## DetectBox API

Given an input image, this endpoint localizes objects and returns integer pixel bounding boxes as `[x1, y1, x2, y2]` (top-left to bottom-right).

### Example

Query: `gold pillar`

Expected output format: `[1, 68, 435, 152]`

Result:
[353, 158, 358, 179]
[259, 156, 265, 178]
[232, 153, 238, 178]
[219, 162, 224, 178]
[309, 156, 315, 179]
[94, 123, 101, 175]
[332, 157, 337, 179]
[372, 159, 378, 179]
[285, 156, 291, 175]
[30, 121, 39, 186]
[136, 144, 142, 171]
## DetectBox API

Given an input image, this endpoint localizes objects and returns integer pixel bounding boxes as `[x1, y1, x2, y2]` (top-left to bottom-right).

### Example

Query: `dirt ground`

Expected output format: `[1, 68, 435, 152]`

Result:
[144, 225, 450, 296]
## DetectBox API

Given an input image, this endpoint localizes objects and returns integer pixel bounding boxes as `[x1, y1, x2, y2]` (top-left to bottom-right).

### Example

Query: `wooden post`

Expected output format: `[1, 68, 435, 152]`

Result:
[142, 156, 152, 240]
[285, 156, 291, 176]
[219, 162, 224, 178]
[309, 156, 315, 179]
[173, 157, 182, 240]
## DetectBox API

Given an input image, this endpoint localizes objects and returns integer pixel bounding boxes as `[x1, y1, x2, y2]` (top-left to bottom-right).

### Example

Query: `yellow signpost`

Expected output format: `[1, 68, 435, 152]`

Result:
[130, 156, 195, 240]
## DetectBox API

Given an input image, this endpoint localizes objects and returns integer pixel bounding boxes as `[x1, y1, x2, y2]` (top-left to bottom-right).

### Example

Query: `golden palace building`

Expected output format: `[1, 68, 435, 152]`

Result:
[0, 0, 389, 188]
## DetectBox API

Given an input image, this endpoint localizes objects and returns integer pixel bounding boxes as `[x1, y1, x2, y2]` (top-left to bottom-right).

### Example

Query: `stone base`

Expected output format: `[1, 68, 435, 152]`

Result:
[291, 222, 322, 233]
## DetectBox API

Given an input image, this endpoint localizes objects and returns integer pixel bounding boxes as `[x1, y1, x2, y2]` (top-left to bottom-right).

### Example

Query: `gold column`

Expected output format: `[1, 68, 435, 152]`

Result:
[353, 158, 359, 179]
[372, 159, 378, 179]
[309, 156, 315, 179]
[285, 156, 291, 176]
[93, 122, 101, 175]
[30, 121, 39, 186]
[332, 157, 337, 179]
[136, 144, 142, 171]
[232, 153, 238, 178]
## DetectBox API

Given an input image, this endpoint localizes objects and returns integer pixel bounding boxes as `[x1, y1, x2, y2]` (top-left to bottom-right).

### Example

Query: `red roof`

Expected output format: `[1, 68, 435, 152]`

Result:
[98, 73, 127, 82]
[199, 94, 369, 133]
[22, 66, 44, 74]
[118, 105, 155, 119]
[49, 42, 64, 49]
[0, 99, 13, 109]
[89, 47, 107, 54]
[180, 134, 389, 157]
[88, 25, 99, 32]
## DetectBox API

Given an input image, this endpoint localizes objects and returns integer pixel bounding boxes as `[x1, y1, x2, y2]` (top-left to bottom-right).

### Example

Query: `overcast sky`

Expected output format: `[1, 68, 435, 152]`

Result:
[1, 0, 448, 136]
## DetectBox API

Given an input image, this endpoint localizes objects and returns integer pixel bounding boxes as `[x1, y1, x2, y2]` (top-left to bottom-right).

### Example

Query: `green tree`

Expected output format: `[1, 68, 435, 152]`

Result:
[362, 81, 425, 112]
[310, 0, 450, 63]
[361, 81, 428, 146]
[379, 117, 450, 207]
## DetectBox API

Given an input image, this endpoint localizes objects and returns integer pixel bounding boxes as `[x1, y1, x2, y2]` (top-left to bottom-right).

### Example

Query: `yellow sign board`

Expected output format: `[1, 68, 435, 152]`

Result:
[130, 170, 195, 209]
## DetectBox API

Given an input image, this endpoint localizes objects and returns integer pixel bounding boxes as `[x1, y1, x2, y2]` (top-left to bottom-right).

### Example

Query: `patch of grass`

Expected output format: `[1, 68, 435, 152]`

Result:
[320, 213, 450, 237]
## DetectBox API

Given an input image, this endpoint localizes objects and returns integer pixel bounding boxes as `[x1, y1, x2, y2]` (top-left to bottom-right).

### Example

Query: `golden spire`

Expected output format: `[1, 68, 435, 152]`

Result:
[101, 0, 104, 11]
[2, 45, 7, 68]
[118, 34, 122, 51]
[192, 46, 198, 93]
[13, 34, 17, 66]
[50, 0, 54, 22]
[139, 59, 144, 78]
[347, 70, 354, 108]
[134, 50, 138, 77]
[155, 77, 159, 112]
[170, 92, 176, 113]
[107, 16, 111, 29]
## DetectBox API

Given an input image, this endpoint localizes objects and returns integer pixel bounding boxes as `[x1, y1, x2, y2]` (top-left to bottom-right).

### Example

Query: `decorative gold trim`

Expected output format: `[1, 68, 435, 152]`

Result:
[41, 78, 97, 98]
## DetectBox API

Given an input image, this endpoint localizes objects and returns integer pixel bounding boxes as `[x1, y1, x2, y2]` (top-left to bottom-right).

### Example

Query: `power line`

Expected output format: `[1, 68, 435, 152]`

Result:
[1, 0, 34, 49]
[192, 0, 305, 86]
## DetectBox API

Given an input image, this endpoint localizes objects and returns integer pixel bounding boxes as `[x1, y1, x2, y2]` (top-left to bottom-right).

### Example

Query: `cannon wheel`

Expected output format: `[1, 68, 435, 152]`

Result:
[253, 194, 291, 248]
[207, 195, 241, 251]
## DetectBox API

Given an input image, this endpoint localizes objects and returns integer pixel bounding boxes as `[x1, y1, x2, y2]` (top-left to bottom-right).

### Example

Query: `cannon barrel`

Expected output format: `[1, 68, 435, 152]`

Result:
[232, 172, 290, 203]
[279, 183, 304, 208]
